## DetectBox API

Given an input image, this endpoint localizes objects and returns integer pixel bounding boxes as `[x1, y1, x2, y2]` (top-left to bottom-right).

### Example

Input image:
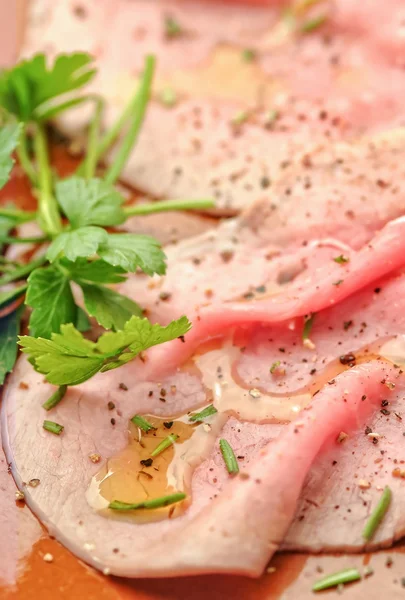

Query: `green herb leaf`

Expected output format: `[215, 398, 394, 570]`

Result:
[0, 122, 20, 189]
[312, 568, 361, 592]
[55, 176, 126, 228]
[80, 282, 142, 330]
[219, 438, 239, 474]
[150, 433, 179, 457]
[109, 492, 186, 511]
[26, 266, 77, 338]
[0, 306, 24, 384]
[131, 414, 156, 432]
[46, 226, 108, 262]
[75, 306, 91, 332]
[189, 404, 218, 422]
[362, 485, 392, 541]
[19, 315, 191, 386]
[43, 419, 64, 435]
[0, 53, 96, 121]
[98, 233, 166, 276]
[63, 258, 126, 284]
[42, 385, 67, 411]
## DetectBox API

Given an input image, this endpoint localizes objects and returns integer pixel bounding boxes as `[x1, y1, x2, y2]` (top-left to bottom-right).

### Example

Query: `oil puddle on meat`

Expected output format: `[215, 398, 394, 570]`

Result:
[87, 333, 405, 523]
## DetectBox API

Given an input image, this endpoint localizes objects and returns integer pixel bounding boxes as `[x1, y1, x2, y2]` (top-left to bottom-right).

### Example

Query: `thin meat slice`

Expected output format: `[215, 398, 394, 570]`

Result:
[1, 353, 399, 577]
[22, 1, 405, 212]
[140, 216, 405, 377]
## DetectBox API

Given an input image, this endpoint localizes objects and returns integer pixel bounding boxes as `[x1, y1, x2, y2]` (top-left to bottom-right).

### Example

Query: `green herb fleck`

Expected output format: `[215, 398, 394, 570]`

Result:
[301, 14, 327, 33]
[219, 438, 239, 475]
[333, 254, 349, 264]
[159, 87, 178, 108]
[109, 492, 186, 511]
[333, 279, 344, 286]
[242, 48, 256, 62]
[164, 15, 183, 38]
[43, 420, 64, 435]
[42, 385, 67, 411]
[303, 313, 315, 340]
[131, 414, 156, 433]
[231, 111, 249, 127]
[189, 404, 218, 422]
[270, 361, 281, 374]
[150, 433, 179, 457]
[362, 486, 392, 541]
[312, 567, 361, 592]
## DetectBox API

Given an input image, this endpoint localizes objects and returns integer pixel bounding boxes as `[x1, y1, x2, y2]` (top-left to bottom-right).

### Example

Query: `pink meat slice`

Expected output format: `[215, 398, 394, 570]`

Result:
[22, 1, 405, 212]
[2, 355, 400, 577]
[139, 216, 405, 377]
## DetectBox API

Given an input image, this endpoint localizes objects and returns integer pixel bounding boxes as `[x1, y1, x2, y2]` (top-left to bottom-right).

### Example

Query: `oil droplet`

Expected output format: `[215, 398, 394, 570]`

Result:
[87, 411, 226, 523]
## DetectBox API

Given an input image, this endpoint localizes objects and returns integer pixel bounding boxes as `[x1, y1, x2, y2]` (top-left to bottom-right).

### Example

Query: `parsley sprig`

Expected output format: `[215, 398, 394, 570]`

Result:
[0, 51, 214, 393]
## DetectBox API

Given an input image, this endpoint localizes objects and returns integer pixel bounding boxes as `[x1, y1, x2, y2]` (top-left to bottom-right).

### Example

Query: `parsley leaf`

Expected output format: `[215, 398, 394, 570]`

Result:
[80, 282, 142, 330]
[55, 176, 126, 228]
[75, 306, 91, 332]
[0, 123, 20, 188]
[19, 316, 191, 385]
[0, 306, 24, 384]
[46, 226, 108, 263]
[26, 266, 77, 338]
[98, 233, 166, 276]
[63, 258, 126, 284]
[0, 53, 96, 121]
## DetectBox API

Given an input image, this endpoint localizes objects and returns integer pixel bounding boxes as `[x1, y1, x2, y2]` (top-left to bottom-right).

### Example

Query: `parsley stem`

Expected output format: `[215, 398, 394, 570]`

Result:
[312, 568, 361, 592]
[0, 235, 48, 244]
[362, 485, 392, 541]
[109, 492, 186, 511]
[124, 198, 215, 217]
[0, 256, 46, 285]
[105, 55, 155, 185]
[42, 385, 67, 411]
[84, 97, 104, 179]
[34, 123, 62, 236]
[0, 207, 36, 223]
[189, 404, 218, 422]
[219, 439, 239, 474]
[16, 129, 37, 186]
[150, 433, 179, 457]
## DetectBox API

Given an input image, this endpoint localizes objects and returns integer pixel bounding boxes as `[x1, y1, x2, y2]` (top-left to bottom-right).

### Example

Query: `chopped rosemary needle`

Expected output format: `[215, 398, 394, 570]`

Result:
[312, 567, 361, 592]
[303, 313, 315, 340]
[109, 492, 186, 511]
[333, 254, 349, 264]
[43, 420, 64, 435]
[219, 438, 239, 475]
[189, 404, 218, 422]
[150, 433, 179, 457]
[131, 414, 156, 433]
[301, 14, 327, 33]
[42, 385, 67, 411]
[362, 485, 392, 541]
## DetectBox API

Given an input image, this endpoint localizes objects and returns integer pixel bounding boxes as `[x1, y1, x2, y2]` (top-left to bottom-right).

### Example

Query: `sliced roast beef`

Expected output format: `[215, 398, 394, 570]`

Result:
[22, 0, 405, 212]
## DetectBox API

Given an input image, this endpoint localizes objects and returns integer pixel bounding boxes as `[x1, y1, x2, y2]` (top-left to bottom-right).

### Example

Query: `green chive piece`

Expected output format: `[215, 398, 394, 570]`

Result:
[42, 385, 67, 411]
[164, 15, 183, 38]
[231, 111, 249, 127]
[43, 420, 64, 435]
[219, 439, 239, 474]
[301, 14, 327, 33]
[131, 414, 156, 433]
[303, 313, 315, 340]
[362, 486, 392, 541]
[333, 254, 349, 264]
[312, 568, 361, 592]
[150, 433, 179, 457]
[242, 48, 256, 62]
[333, 279, 344, 286]
[189, 404, 218, 422]
[159, 87, 178, 108]
[109, 492, 186, 511]
[270, 361, 281, 374]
